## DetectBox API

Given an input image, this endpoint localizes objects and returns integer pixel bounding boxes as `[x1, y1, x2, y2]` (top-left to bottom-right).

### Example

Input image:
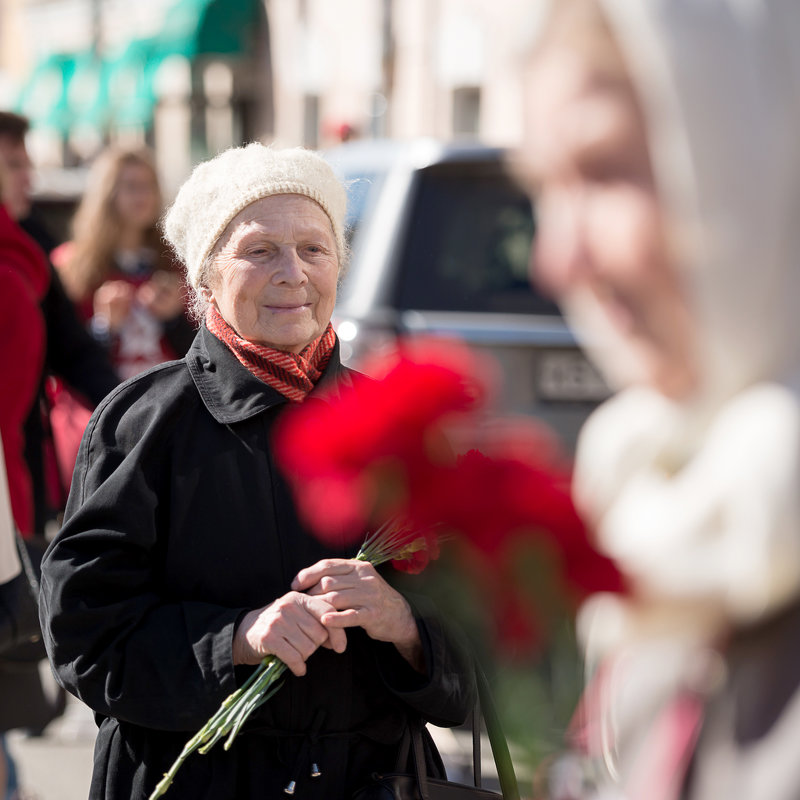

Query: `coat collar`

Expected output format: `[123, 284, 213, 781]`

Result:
[186, 324, 355, 424]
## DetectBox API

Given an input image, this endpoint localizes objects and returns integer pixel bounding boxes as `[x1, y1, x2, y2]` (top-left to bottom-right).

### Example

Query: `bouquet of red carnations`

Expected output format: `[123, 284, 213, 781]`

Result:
[275, 339, 624, 648]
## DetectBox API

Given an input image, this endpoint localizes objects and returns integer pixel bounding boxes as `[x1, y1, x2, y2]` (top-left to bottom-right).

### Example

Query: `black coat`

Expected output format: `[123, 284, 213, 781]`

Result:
[40, 326, 474, 800]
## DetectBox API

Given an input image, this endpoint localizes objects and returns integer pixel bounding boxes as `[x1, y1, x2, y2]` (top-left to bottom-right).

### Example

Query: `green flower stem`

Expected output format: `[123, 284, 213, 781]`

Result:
[148, 657, 285, 800]
[149, 521, 417, 798]
[355, 518, 408, 565]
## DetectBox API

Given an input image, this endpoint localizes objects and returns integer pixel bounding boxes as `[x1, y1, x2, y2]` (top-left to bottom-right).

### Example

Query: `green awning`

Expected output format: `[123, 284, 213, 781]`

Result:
[157, 0, 260, 59]
[105, 0, 259, 130]
[16, 53, 76, 134]
[18, 0, 259, 137]
[105, 38, 161, 129]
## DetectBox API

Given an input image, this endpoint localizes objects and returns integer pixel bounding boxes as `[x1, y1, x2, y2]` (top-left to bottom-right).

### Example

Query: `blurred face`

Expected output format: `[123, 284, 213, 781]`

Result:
[205, 194, 339, 353]
[0, 136, 32, 220]
[114, 162, 160, 230]
[517, 50, 697, 399]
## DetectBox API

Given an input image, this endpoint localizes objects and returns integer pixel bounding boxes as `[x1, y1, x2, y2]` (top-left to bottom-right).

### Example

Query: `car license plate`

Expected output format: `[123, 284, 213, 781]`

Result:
[536, 351, 609, 402]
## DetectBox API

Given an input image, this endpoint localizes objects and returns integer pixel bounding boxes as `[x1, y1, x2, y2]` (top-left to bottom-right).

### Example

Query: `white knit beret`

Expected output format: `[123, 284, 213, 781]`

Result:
[163, 143, 347, 288]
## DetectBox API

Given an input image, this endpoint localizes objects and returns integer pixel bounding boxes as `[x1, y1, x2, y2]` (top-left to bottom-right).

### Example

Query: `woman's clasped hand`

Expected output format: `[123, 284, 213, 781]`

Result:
[232, 588, 346, 673]
[233, 558, 423, 676]
[293, 559, 424, 669]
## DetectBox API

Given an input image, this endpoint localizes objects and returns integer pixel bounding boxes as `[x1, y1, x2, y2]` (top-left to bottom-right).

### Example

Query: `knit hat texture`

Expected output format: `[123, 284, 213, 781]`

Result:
[163, 143, 347, 288]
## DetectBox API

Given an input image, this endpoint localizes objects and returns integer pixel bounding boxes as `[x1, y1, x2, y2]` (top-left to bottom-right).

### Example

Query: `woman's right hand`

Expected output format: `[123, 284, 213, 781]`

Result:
[93, 280, 134, 332]
[232, 591, 348, 676]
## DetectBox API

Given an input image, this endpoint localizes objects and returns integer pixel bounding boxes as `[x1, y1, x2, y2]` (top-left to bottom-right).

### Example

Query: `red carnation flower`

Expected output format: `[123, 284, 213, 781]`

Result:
[273, 339, 492, 541]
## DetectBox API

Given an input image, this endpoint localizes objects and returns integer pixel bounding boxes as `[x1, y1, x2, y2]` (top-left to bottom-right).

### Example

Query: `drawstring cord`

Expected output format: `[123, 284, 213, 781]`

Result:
[284, 708, 326, 795]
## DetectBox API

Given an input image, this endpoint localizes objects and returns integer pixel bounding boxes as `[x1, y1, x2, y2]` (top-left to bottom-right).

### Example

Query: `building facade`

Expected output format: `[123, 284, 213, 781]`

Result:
[0, 0, 535, 195]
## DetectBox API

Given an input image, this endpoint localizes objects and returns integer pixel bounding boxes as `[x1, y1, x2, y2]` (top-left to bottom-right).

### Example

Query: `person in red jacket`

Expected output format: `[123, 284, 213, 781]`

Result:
[0, 194, 48, 538]
[0, 111, 120, 535]
[0, 158, 50, 800]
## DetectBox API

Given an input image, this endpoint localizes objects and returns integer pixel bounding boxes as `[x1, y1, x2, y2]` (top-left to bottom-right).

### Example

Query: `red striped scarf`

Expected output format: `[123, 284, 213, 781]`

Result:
[205, 304, 336, 403]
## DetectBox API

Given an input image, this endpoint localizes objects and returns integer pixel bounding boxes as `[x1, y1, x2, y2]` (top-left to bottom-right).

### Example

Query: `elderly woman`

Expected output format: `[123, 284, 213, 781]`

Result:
[518, 0, 800, 798]
[39, 144, 473, 799]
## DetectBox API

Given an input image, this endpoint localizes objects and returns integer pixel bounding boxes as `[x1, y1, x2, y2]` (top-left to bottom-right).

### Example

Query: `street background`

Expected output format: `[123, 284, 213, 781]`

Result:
[1, 2, 577, 797]
[0, 0, 541, 201]
[7, 696, 94, 800]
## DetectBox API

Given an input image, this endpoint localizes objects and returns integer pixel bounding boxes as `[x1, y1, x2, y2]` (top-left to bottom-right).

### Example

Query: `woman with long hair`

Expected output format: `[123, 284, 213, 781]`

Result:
[53, 146, 194, 380]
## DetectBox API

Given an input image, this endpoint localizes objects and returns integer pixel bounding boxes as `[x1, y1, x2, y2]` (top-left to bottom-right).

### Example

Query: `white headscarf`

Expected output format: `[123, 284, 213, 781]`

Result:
[568, 0, 800, 649]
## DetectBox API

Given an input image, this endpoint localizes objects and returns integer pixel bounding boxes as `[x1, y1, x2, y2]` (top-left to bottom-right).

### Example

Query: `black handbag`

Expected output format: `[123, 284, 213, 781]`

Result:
[0, 533, 66, 733]
[0, 532, 46, 658]
[352, 665, 520, 800]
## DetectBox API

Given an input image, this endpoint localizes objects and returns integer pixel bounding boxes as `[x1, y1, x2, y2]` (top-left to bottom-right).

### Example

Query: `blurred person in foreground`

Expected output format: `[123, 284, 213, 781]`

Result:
[0, 111, 119, 534]
[516, 0, 800, 798]
[52, 145, 194, 381]
[39, 143, 473, 799]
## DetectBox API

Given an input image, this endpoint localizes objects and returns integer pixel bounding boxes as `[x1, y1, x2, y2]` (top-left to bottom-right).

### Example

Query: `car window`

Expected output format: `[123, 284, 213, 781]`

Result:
[340, 171, 386, 244]
[393, 162, 560, 315]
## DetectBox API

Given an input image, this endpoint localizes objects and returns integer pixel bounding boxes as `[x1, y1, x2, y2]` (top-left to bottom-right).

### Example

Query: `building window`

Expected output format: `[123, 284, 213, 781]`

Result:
[452, 86, 481, 139]
[303, 93, 319, 149]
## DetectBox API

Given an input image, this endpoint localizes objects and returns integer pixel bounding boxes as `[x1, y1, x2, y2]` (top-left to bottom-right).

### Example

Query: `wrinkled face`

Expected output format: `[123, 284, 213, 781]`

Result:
[114, 162, 160, 231]
[205, 194, 339, 353]
[0, 136, 32, 220]
[517, 50, 697, 399]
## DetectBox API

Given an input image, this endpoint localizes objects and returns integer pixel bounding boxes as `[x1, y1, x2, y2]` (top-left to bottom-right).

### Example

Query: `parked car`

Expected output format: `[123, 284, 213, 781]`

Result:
[325, 138, 609, 451]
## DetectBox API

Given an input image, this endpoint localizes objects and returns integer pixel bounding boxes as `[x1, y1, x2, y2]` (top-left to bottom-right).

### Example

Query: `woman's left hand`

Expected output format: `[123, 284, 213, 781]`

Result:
[292, 559, 425, 672]
[137, 271, 185, 321]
